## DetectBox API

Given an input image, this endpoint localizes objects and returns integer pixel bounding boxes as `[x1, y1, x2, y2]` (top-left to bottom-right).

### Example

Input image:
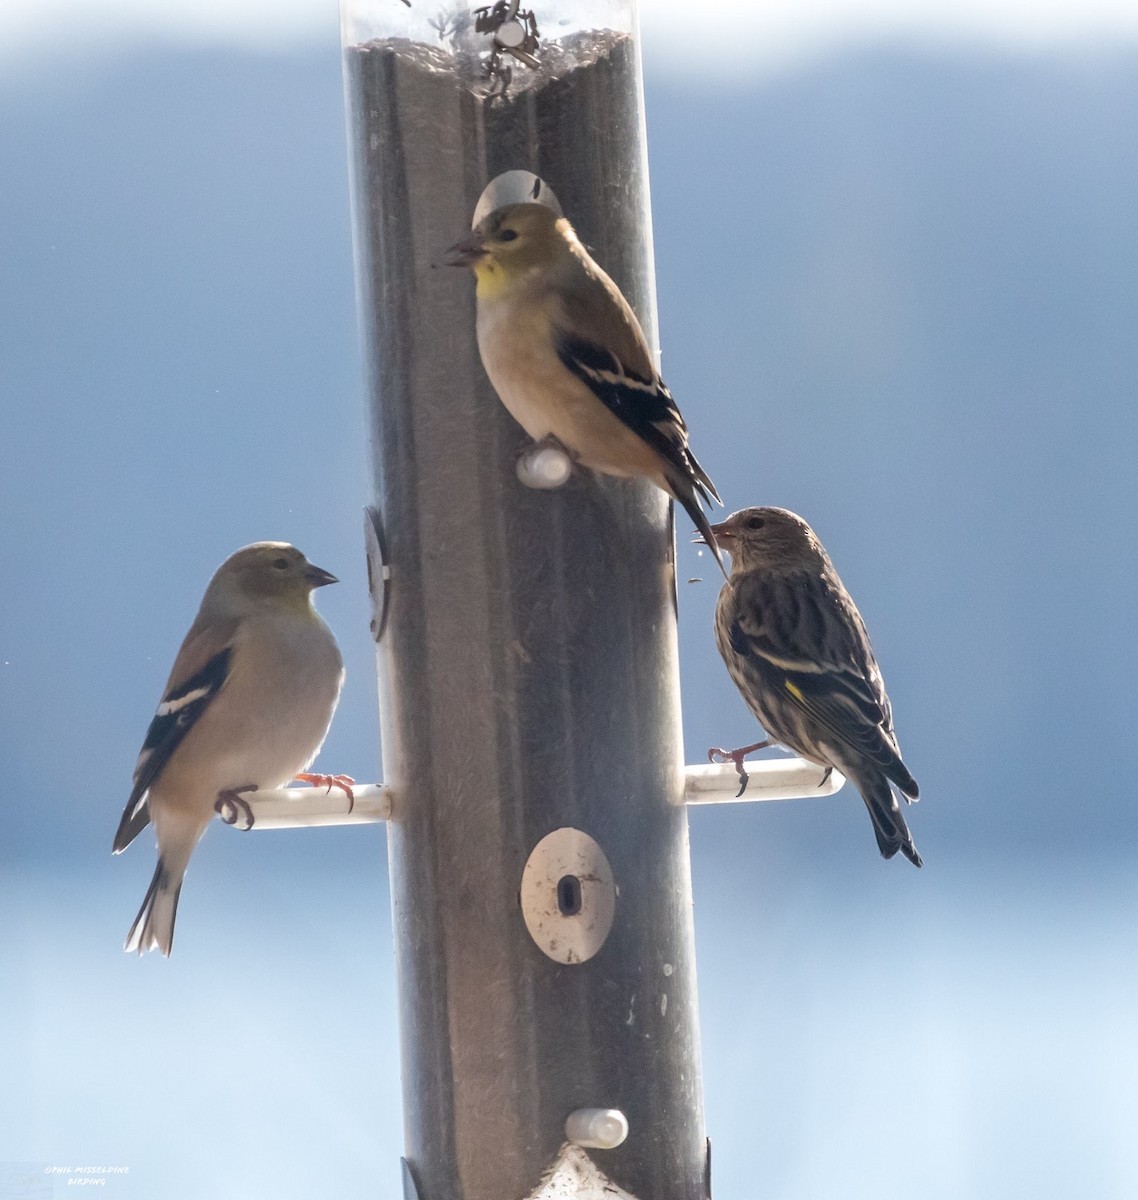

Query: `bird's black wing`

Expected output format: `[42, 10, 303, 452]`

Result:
[112, 646, 232, 853]
[554, 329, 720, 507]
[728, 574, 911, 786]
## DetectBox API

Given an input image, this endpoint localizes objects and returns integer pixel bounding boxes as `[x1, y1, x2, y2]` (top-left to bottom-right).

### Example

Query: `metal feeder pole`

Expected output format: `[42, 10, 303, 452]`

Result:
[341, 5, 708, 1197]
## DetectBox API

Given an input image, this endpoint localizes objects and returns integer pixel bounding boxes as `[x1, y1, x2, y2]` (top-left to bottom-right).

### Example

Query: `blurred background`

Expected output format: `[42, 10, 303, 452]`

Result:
[3, 0, 1137, 1196]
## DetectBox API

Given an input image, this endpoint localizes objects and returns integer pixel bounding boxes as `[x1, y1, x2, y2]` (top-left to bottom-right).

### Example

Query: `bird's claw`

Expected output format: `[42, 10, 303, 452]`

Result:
[708, 746, 751, 797]
[215, 785, 258, 830]
[709, 740, 774, 796]
[294, 772, 356, 814]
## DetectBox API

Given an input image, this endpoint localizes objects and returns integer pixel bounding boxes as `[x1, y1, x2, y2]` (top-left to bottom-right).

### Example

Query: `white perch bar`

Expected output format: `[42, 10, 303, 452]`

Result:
[222, 783, 393, 829]
[225, 762, 840, 830]
[565, 1108, 630, 1151]
[683, 758, 845, 804]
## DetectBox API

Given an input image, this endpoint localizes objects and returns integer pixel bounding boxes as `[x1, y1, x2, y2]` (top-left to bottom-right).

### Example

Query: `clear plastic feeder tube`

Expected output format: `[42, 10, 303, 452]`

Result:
[341, 5, 707, 1199]
[341, 1, 657, 364]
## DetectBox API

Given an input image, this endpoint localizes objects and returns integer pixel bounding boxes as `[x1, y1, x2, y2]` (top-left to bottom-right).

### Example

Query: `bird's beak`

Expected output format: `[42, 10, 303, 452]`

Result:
[695, 521, 736, 547]
[304, 565, 339, 588]
[446, 230, 487, 267]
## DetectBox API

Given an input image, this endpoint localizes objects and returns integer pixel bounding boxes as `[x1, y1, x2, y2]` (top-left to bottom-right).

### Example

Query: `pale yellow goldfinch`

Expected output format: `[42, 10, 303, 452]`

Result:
[113, 543, 347, 955]
[449, 202, 725, 574]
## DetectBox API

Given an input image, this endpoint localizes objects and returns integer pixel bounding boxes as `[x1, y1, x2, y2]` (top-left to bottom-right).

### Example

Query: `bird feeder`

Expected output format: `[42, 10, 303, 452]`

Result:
[301, 2, 853, 1197]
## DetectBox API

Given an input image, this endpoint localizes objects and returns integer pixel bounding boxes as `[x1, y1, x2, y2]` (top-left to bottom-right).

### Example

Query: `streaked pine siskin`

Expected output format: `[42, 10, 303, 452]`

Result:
[709, 506, 922, 867]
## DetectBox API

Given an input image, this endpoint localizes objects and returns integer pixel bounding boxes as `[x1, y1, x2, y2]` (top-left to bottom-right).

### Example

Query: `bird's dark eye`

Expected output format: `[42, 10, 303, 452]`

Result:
[498, 229, 518, 242]
[746, 515, 766, 531]
[272, 557, 290, 570]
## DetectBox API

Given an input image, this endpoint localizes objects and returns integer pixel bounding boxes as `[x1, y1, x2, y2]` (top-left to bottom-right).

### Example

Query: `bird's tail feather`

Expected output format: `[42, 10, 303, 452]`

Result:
[687, 449, 721, 507]
[856, 770, 922, 868]
[671, 477, 728, 579]
[885, 757, 920, 801]
[124, 858, 184, 956]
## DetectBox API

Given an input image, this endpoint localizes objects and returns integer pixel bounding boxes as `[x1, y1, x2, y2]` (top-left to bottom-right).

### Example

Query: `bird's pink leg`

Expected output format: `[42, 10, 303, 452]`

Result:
[215, 783, 259, 830]
[294, 772, 356, 813]
[707, 741, 772, 798]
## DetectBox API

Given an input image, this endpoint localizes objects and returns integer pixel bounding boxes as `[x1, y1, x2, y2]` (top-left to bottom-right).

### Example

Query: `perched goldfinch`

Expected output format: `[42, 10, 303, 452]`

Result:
[448, 202, 725, 573]
[709, 508, 922, 867]
[114, 543, 346, 955]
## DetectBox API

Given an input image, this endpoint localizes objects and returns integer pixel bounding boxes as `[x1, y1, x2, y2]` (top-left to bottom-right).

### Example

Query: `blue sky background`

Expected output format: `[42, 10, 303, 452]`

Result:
[2, 9, 1138, 1199]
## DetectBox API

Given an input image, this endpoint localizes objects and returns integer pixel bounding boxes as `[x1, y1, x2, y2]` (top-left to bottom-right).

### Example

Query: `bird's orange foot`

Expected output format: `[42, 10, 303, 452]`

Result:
[215, 784, 258, 830]
[708, 741, 772, 798]
[294, 772, 356, 813]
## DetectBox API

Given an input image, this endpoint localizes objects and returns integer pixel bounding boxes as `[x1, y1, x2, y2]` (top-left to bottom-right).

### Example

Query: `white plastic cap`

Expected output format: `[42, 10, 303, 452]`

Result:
[473, 170, 563, 227]
[496, 18, 527, 48]
[564, 1108, 629, 1150]
[517, 444, 573, 489]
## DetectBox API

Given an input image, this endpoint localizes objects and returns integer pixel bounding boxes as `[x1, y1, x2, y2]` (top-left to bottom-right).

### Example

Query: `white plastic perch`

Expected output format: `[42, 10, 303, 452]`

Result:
[222, 759, 841, 830]
[565, 1107, 629, 1150]
[217, 783, 393, 830]
[684, 756, 844, 805]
